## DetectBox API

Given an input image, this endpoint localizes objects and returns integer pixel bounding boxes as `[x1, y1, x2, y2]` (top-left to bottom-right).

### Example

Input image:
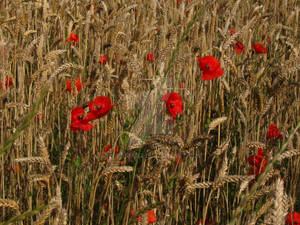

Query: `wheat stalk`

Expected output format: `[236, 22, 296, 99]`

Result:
[208, 117, 227, 134]
[271, 178, 287, 225]
[0, 199, 19, 211]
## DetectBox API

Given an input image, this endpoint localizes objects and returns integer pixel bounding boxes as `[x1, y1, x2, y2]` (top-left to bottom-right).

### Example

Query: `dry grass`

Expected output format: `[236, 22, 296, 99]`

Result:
[0, 0, 300, 224]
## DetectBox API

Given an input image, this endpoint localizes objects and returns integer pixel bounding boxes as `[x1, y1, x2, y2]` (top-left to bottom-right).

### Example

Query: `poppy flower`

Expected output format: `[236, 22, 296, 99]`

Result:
[66, 79, 72, 92]
[267, 124, 283, 141]
[66, 78, 84, 93]
[114, 146, 119, 154]
[252, 43, 267, 53]
[286, 212, 300, 225]
[0, 77, 13, 89]
[147, 210, 157, 224]
[248, 148, 267, 182]
[130, 208, 134, 217]
[99, 55, 108, 64]
[70, 107, 94, 132]
[75, 78, 83, 92]
[146, 53, 154, 62]
[163, 92, 183, 118]
[230, 29, 235, 36]
[35, 114, 44, 120]
[104, 145, 112, 153]
[66, 33, 79, 45]
[198, 56, 223, 80]
[85, 96, 114, 121]
[197, 218, 214, 225]
[234, 42, 246, 54]
[174, 155, 183, 166]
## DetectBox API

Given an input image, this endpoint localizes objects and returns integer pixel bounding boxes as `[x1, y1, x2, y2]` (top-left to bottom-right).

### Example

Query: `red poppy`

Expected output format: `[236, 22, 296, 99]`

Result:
[5, 78, 12, 89]
[75, 78, 83, 92]
[174, 155, 183, 166]
[146, 53, 154, 62]
[230, 29, 235, 36]
[234, 42, 246, 54]
[267, 124, 283, 141]
[163, 92, 183, 118]
[130, 208, 134, 217]
[114, 146, 119, 154]
[286, 212, 300, 225]
[36, 114, 44, 120]
[104, 145, 112, 153]
[252, 43, 267, 53]
[198, 56, 223, 80]
[197, 218, 214, 225]
[248, 148, 267, 182]
[66, 78, 84, 93]
[0, 77, 13, 89]
[147, 210, 157, 224]
[66, 79, 72, 92]
[105, 154, 111, 164]
[104, 203, 108, 208]
[70, 107, 94, 132]
[99, 55, 108, 64]
[66, 33, 79, 44]
[85, 96, 114, 121]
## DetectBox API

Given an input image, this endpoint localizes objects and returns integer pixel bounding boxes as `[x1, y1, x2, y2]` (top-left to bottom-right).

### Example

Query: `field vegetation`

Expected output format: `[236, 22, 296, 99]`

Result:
[0, 0, 300, 224]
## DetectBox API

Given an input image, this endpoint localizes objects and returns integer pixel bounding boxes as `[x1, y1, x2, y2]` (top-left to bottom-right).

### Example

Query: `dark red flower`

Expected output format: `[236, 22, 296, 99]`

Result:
[66, 78, 84, 93]
[197, 218, 214, 225]
[198, 56, 223, 80]
[0, 77, 13, 89]
[130, 208, 134, 217]
[75, 78, 83, 92]
[146, 53, 154, 62]
[147, 210, 157, 224]
[5, 78, 12, 89]
[85, 96, 114, 121]
[70, 107, 94, 132]
[163, 92, 183, 118]
[174, 155, 183, 166]
[252, 43, 267, 53]
[36, 114, 44, 120]
[66, 79, 72, 92]
[248, 148, 267, 182]
[99, 55, 108, 64]
[104, 145, 112, 153]
[234, 42, 246, 54]
[267, 124, 283, 141]
[114, 146, 119, 154]
[286, 212, 300, 225]
[230, 29, 235, 36]
[66, 33, 79, 43]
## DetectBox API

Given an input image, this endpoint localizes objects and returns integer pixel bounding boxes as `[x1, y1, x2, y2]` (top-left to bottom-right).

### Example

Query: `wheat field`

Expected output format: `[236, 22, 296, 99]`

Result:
[0, 0, 300, 224]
